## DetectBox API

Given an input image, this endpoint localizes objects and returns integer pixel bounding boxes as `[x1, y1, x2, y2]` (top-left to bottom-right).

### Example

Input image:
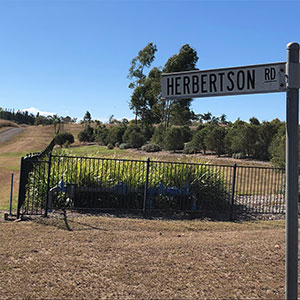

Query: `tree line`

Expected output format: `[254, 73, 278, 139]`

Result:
[77, 110, 286, 168]
[0, 107, 77, 126]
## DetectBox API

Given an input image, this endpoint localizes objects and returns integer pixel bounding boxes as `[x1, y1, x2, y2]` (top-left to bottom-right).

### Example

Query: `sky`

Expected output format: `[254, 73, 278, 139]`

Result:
[0, 0, 299, 123]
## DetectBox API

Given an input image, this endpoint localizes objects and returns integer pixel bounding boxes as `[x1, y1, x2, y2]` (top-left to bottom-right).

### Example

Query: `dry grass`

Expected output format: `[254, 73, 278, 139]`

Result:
[0, 119, 19, 130]
[0, 125, 55, 208]
[0, 216, 289, 299]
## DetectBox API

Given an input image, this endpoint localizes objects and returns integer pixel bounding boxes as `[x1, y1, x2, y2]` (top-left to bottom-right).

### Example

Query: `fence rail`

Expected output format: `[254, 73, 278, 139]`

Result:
[17, 154, 286, 219]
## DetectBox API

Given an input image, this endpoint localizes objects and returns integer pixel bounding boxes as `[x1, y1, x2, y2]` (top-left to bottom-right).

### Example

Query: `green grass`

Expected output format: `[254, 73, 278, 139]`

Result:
[55, 145, 126, 157]
[0, 150, 41, 157]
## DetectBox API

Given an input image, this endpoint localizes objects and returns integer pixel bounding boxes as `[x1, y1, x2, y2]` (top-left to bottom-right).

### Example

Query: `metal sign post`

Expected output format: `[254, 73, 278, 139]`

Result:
[286, 42, 299, 300]
[161, 42, 300, 299]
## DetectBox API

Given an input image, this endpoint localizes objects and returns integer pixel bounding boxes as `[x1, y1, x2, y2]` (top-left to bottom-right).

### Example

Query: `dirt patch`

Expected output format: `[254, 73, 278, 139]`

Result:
[0, 216, 290, 299]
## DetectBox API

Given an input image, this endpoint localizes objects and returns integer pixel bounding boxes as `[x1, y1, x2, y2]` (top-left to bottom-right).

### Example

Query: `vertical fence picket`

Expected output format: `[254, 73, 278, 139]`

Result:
[230, 164, 237, 220]
[44, 153, 52, 217]
[143, 158, 150, 212]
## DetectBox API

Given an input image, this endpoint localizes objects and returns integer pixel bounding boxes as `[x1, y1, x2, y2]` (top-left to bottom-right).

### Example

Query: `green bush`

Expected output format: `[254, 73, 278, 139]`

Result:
[232, 153, 246, 159]
[78, 125, 94, 142]
[164, 127, 185, 151]
[183, 142, 198, 154]
[151, 124, 165, 147]
[141, 143, 161, 152]
[54, 132, 74, 148]
[95, 125, 109, 145]
[119, 143, 130, 149]
[122, 125, 145, 148]
[107, 125, 126, 145]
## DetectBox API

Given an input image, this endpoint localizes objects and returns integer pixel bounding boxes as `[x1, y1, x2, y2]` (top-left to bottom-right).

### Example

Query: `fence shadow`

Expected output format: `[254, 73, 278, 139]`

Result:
[64, 208, 233, 222]
[32, 210, 109, 232]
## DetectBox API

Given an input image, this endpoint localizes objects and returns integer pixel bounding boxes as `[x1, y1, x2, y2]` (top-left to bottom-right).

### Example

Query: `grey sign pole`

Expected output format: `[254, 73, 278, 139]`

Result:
[286, 42, 299, 300]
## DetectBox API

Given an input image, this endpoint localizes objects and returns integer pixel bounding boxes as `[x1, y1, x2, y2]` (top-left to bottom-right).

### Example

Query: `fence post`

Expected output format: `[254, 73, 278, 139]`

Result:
[17, 157, 25, 219]
[143, 158, 150, 212]
[44, 153, 52, 217]
[230, 163, 237, 221]
[9, 173, 14, 216]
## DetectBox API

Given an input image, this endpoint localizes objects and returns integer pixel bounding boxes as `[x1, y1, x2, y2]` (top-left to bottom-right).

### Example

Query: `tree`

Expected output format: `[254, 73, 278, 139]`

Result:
[269, 123, 286, 168]
[225, 119, 246, 155]
[204, 125, 226, 157]
[128, 43, 157, 124]
[219, 114, 228, 125]
[254, 121, 279, 160]
[161, 44, 199, 128]
[52, 114, 61, 134]
[128, 42, 157, 88]
[249, 117, 260, 126]
[191, 127, 209, 154]
[83, 111, 92, 128]
[95, 125, 109, 145]
[164, 127, 185, 151]
[200, 112, 212, 123]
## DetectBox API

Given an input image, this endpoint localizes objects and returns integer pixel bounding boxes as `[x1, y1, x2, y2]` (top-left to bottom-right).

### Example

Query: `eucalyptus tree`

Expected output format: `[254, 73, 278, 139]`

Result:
[128, 42, 157, 124]
[161, 44, 199, 128]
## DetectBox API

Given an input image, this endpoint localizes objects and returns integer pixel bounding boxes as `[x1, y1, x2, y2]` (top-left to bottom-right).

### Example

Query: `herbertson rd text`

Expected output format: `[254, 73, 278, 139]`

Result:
[161, 62, 286, 99]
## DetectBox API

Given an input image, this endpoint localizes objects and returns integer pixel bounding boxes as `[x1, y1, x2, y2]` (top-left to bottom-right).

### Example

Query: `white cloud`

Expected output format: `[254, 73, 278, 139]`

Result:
[21, 107, 56, 117]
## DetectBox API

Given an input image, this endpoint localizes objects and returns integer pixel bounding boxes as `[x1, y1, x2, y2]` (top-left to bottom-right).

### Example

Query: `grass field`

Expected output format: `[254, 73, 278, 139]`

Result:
[0, 215, 288, 299]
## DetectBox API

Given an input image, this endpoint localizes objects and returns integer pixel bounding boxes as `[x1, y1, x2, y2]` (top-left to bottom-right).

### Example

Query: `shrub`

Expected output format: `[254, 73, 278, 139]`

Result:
[95, 125, 109, 145]
[54, 132, 75, 148]
[78, 125, 94, 142]
[232, 153, 246, 159]
[183, 142, 198, 154]
[122, 125, 145, 148]
[192, 128, 208, 154]
[141, 143, 161, 152]
[164, 127, 184, 151]
[204, 125, 226, 156]
[107, 125, 126, 145]
[119, 143, 130, 149]
[107, 143, 114, 149]
[151, 124, 165, 147]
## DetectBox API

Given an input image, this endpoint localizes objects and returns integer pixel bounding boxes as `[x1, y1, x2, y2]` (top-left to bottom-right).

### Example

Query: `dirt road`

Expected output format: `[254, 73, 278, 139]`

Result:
[0, 127, 25, 144]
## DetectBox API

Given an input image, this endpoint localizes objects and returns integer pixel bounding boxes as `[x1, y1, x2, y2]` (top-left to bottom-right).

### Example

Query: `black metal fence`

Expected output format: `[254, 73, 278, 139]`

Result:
[16, 139, 56, 218]
[17, 154, 286, 219]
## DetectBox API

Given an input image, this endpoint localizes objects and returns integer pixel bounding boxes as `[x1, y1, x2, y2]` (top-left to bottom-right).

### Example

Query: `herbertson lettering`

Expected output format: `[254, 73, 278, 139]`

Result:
[166, 69, 256, 96]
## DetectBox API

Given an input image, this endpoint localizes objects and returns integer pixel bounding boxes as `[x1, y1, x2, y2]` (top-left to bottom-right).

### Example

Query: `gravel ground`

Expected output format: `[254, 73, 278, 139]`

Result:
[0, 127, 25, 144]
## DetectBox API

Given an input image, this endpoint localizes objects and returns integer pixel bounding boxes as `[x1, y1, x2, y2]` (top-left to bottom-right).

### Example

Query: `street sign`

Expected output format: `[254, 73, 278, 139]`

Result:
[161, 43, 300, 300]
[161, 62, 286, 99]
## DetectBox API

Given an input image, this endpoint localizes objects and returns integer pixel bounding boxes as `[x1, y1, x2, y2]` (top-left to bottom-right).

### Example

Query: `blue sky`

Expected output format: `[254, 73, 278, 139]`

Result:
[0, 0, 299, 122]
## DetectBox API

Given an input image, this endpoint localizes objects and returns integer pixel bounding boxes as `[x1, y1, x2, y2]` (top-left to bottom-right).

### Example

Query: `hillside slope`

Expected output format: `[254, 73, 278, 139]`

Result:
[0, 123, 84, 210]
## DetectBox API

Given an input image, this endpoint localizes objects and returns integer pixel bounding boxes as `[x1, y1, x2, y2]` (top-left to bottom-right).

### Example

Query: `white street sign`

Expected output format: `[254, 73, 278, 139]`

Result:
[161, 62, 286, 99]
